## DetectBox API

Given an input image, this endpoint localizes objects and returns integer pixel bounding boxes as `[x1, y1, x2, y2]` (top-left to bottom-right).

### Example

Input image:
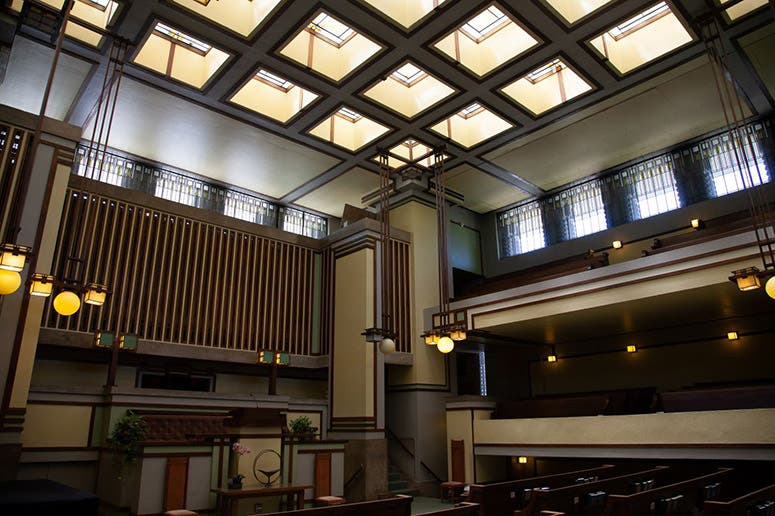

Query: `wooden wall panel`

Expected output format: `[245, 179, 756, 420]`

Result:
[43, 188, 318, 355]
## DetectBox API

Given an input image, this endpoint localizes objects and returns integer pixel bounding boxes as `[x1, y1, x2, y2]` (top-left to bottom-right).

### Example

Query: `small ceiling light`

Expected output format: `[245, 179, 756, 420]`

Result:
[727, 331, 739, 341]
[0, 269, 22, 295]
[691, 218, 702, 229]
[437, 336, 454, 353]
[379, 337, 396, 354]
[626, 344, 637, 353]
[29, 273, 55, 297]
[612, 240, 622, 249]
[729, 267, 761, 291]
[547, 354, 557, 363]
[0, 243, 30, 272]
[83, 283, 108, 306]
[53, 290, 81, 316]
[518, 456, 528, 464]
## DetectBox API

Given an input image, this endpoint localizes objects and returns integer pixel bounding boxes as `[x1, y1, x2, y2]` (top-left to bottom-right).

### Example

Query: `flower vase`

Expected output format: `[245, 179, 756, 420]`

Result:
[228, 480, 243, 490]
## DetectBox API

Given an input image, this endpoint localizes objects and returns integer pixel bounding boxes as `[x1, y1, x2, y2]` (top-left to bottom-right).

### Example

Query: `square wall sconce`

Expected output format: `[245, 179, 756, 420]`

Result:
[119, 334, 138, 351]
[94, 332, 115, 349]
[626, 344, 637, 353]
[727, 331, 739, 341]
[612, 240, 623, 249]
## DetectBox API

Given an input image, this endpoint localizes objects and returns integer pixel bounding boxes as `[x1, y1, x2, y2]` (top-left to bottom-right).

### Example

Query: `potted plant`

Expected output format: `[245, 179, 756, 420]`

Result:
[110, 410, 148, 464]
[288, 416, 318, 440]
[228, 473, 245, 490]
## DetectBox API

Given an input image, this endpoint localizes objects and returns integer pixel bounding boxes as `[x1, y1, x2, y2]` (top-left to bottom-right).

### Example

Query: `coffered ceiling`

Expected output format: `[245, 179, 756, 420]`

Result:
[4, 0, 774, 218]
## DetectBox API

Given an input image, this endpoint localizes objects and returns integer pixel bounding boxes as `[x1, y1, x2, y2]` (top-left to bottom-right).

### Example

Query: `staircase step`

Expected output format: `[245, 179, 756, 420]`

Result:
[389, 488, 420, 497]
[388, 472, 401, 482]
[389, 480, 409, 491]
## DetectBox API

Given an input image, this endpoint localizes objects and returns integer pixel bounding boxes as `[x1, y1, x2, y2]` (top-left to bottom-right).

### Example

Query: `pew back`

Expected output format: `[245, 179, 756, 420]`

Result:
[517, 467, 672, 516]
[703, 483, 775, 516]
[261, 495, 412, 516]
[468, 465, 617, 516]
[602, 468, 734, 516]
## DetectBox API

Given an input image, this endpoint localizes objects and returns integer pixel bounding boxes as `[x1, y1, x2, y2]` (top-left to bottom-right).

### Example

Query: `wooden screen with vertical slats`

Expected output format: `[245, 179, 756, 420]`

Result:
[0, 125, 33, 242]
[390, 239, 411, 353]
[42, 188, 317, 354]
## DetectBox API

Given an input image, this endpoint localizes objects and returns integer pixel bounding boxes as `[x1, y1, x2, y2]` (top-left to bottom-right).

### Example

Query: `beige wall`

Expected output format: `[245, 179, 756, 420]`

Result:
[21, 404, 91, 447]
[475, 408, 775, 445]
[389, 202, 447, 387]
[332, 249, 375, 419]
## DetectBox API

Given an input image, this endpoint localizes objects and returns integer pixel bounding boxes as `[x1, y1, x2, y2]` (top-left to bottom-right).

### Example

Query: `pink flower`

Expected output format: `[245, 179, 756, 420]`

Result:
[232, 442, 251, 455]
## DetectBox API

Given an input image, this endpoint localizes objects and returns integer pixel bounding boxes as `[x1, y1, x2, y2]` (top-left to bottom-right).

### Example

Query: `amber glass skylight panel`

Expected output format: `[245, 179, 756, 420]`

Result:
[15, 0, 121, 46]
[460, 5, 509, 41]
[169, 0, 282, 37]
[155, 23, 211, 53]
[429, 102, 513, 149]
[374, 139, 448, 168]
[308, 107, 390, 152]
[433, 3, 540, 77]
[364, 61, 455, 118]
[720, 0, 768, 21]
[134, 22, 229, 89]
[279, 11, 382, 82]
[588, 2, 693, 75]
[391, 63, 427, 86]
[501, 58, 593, 116]
[308, 13, 355, 47]
[539, 0, 617, 25]
[360, 0, 448, 29]
[230, 69, 318, 123]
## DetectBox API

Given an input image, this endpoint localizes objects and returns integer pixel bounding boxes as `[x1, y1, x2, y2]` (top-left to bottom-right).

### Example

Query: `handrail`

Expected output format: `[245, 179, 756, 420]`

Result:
[420, 460, 444, 483]
[386, 427, 444, 483]
[343, 463, 364, 492]
[385, 427, 415, 459]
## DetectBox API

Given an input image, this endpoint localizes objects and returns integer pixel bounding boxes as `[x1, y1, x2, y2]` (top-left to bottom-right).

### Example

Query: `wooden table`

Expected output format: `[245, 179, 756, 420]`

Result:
[211, 484, 313, 516]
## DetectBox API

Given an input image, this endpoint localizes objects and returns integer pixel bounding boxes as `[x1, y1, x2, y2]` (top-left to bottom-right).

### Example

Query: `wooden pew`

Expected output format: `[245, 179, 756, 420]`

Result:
[703, 484, 775, 516]
[601, 468, 734, 516]
[260, 496, 480, 516]
[661, 385, 775, 412]
[516, 466, 672, 516]
[261, 495, 412, 515]
[455, 251, 609, 300]
[494, 395, 611, 419]
[468, 465, 617, 516]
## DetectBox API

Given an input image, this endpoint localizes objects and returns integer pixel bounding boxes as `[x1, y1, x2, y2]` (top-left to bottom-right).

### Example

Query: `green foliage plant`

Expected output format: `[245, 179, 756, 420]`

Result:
[110, 410, 148, 464]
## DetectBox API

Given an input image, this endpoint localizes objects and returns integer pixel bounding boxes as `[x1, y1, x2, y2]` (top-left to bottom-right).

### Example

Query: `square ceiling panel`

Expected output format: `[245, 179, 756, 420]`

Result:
[537, 0, 618, 26]
[500, 58, 594, 117]
[12, 0, 121, 47]
[372, 138, 450, 169]
[428, 102, 514, 149]
[295, 167, 380, 217]
[362, 61, 456, 119]
[587, 2, 694, 76]
[278, 11, 383, 83]
[308, 106, 391, 152]
[133, 22, 230, 89]
[739, 24, 775, 102]
[719, 0, 769, 22]
[359, 0, 449, 30]
[442, 164, 529, 213]
[229, 68, 320, 124]
[433, 3, 541, 78]
[168, 0, 283, 38]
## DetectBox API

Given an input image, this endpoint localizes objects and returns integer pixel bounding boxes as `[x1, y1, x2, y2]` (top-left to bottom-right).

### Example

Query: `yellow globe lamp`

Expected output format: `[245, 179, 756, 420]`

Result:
[766, 275, 775, 300]
[437, 336, 454, 354]
[53, 290, 81, 316]
[0, 269, 22, 295]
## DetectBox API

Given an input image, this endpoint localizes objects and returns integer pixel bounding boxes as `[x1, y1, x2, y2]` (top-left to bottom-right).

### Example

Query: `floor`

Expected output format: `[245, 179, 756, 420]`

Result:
[411, 496, 456, 515]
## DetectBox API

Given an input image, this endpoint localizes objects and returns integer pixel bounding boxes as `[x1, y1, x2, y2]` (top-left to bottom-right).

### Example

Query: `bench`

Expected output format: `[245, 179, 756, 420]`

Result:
[468, 465, 617, 516]
[515, 467, 672, 516]
[260, 496, 480, 516]
[703, 483, 775, 516]
[455, 251, 609, 300]
[601, 468, 733, 516]
[661, 385, 775, 412]
[494, 396, 611, 419]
